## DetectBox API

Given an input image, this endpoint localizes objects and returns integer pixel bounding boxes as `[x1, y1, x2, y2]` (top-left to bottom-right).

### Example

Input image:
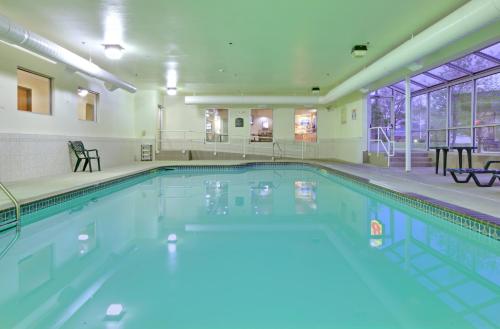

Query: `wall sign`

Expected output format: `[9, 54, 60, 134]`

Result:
[235, 117, 244, 127]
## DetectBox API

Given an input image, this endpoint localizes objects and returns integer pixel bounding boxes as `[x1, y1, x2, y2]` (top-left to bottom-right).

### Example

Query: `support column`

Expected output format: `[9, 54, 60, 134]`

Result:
[405, 77, 412, 172]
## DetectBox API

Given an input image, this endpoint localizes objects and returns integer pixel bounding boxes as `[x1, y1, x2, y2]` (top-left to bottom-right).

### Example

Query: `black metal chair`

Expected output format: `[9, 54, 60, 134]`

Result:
[68, 141, 101, 172]
[447, 160, 500, 187]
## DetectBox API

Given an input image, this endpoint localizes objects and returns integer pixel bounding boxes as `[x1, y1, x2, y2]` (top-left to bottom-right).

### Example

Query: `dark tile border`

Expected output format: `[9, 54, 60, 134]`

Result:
[0, 162, 498, 240]
[0, 168, 168, 225]
[309, 163, 500, 241]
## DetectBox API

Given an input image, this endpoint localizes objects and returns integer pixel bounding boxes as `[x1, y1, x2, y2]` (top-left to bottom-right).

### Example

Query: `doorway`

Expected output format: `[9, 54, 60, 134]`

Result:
[369, 88, 406, 150]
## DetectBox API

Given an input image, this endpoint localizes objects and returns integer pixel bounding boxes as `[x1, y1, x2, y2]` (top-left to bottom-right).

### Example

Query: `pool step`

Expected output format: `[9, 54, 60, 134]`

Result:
[390, 152, 433, 167]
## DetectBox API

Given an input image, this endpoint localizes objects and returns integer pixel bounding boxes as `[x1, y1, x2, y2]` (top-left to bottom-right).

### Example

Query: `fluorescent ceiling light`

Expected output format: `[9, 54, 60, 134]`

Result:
[0, 40, 57, 64]
[103, 44, 124, 60]
[166, 69, 178, 88]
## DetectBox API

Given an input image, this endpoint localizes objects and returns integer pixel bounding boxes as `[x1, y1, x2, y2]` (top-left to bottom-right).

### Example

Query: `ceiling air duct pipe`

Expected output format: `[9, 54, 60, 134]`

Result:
[0, 14, 136, 93]
[320, 0, 500, 104]
[184, 95, 320, 106]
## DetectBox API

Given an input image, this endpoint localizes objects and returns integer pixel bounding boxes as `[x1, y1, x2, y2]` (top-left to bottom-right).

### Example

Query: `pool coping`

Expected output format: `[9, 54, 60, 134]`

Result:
[0, 161, 499, 240]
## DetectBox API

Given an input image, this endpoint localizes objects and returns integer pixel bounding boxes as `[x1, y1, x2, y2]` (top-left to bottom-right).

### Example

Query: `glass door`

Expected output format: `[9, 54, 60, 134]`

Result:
[369, 88, 407, 151]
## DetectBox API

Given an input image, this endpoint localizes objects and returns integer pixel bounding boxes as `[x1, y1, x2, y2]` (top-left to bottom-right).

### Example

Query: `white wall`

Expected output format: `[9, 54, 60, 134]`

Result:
[134, 90, 163, 139]
[324, 94, 366, 163]
[160, 93, 367, 163]
[0, 43, 157, 182]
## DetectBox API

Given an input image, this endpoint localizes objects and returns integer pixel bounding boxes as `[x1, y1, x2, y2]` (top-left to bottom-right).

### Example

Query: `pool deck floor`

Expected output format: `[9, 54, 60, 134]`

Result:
[1, 160, 499, 223]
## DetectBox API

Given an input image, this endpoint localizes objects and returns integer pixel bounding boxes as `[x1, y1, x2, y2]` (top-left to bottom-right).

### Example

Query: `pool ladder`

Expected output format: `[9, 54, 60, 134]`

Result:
[0, 182, 21, 227]
[0, 183, 20, 259]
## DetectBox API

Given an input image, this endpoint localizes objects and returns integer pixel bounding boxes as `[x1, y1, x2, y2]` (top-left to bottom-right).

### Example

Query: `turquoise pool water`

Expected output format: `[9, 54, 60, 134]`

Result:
[0, 166, 499, 329]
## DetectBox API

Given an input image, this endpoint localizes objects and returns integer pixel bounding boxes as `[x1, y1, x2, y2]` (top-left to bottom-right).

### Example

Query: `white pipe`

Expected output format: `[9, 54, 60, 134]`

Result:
[185, 95, 319, 106]
[185, 0, 500, 106]
[0, 14, 136, 93]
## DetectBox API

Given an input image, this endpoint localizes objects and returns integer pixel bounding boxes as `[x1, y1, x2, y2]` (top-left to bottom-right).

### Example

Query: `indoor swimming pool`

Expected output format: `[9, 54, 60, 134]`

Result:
[0, 164, 498, 329]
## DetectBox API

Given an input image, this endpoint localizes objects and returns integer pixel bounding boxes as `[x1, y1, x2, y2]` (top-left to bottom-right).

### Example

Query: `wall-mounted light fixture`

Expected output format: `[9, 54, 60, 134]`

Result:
[77, 87, 89, 97]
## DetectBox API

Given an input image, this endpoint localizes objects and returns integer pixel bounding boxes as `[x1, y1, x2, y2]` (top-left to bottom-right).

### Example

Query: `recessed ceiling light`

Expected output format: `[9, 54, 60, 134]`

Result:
[106, 304, 124, 320]
[103, 44, 124, 60]
[167, 87, 177, 96]
[167, 234, 177, 243]
[351, 44, 368, 58]
[78, 234, 89, 241]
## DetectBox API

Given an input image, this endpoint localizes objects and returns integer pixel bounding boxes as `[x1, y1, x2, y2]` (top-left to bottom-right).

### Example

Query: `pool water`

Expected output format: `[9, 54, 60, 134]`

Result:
[0, 166, 499, 329]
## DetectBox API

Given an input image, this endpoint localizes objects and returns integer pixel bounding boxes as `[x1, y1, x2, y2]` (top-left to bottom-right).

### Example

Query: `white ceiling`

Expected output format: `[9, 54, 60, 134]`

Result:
[0, 0, 469, 95]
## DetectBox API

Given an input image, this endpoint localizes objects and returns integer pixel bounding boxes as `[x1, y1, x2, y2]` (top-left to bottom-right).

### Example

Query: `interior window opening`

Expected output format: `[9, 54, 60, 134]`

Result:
[77, 88, 98, 122]
[17, 68, 51, 115]
[250, 109, 273, 142]
[205, 109, 229, 143]
[294, 109, 317, 143]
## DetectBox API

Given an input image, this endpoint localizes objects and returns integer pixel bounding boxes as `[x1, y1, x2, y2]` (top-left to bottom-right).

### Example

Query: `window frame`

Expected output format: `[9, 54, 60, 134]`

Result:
[369, 68, 500, 153]
[77, 88, 99, 123]
[204, 109, 229, 143]
[250, 108, 274, 143]
[16, 67, 53, 116]
[294, 108, 318, 143]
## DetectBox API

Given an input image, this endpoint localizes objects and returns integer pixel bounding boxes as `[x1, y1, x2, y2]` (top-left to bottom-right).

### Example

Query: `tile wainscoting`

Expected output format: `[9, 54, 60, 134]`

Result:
[0, 133, 154, 182]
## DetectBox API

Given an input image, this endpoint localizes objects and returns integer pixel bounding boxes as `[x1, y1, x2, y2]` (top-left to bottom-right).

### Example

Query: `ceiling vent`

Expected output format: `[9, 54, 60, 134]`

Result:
[311, 87, 320, 95]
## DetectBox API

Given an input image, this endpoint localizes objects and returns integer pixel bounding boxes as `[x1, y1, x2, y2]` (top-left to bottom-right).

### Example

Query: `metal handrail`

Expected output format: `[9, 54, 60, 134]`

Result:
[0, 183, 20, 222]
[273, 141, 283, 160]
[157, 129, 325, 160]
[369, 127, 395, 166]
[0, 229, 20, 259]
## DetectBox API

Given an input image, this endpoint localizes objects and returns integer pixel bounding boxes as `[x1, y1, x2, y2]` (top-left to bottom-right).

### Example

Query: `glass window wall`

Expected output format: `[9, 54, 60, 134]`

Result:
[368, 41, 500, 153]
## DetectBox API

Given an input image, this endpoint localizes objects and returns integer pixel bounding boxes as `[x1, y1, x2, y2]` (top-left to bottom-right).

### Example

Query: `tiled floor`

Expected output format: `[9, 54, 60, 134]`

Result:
[1, 160, 499, 220]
